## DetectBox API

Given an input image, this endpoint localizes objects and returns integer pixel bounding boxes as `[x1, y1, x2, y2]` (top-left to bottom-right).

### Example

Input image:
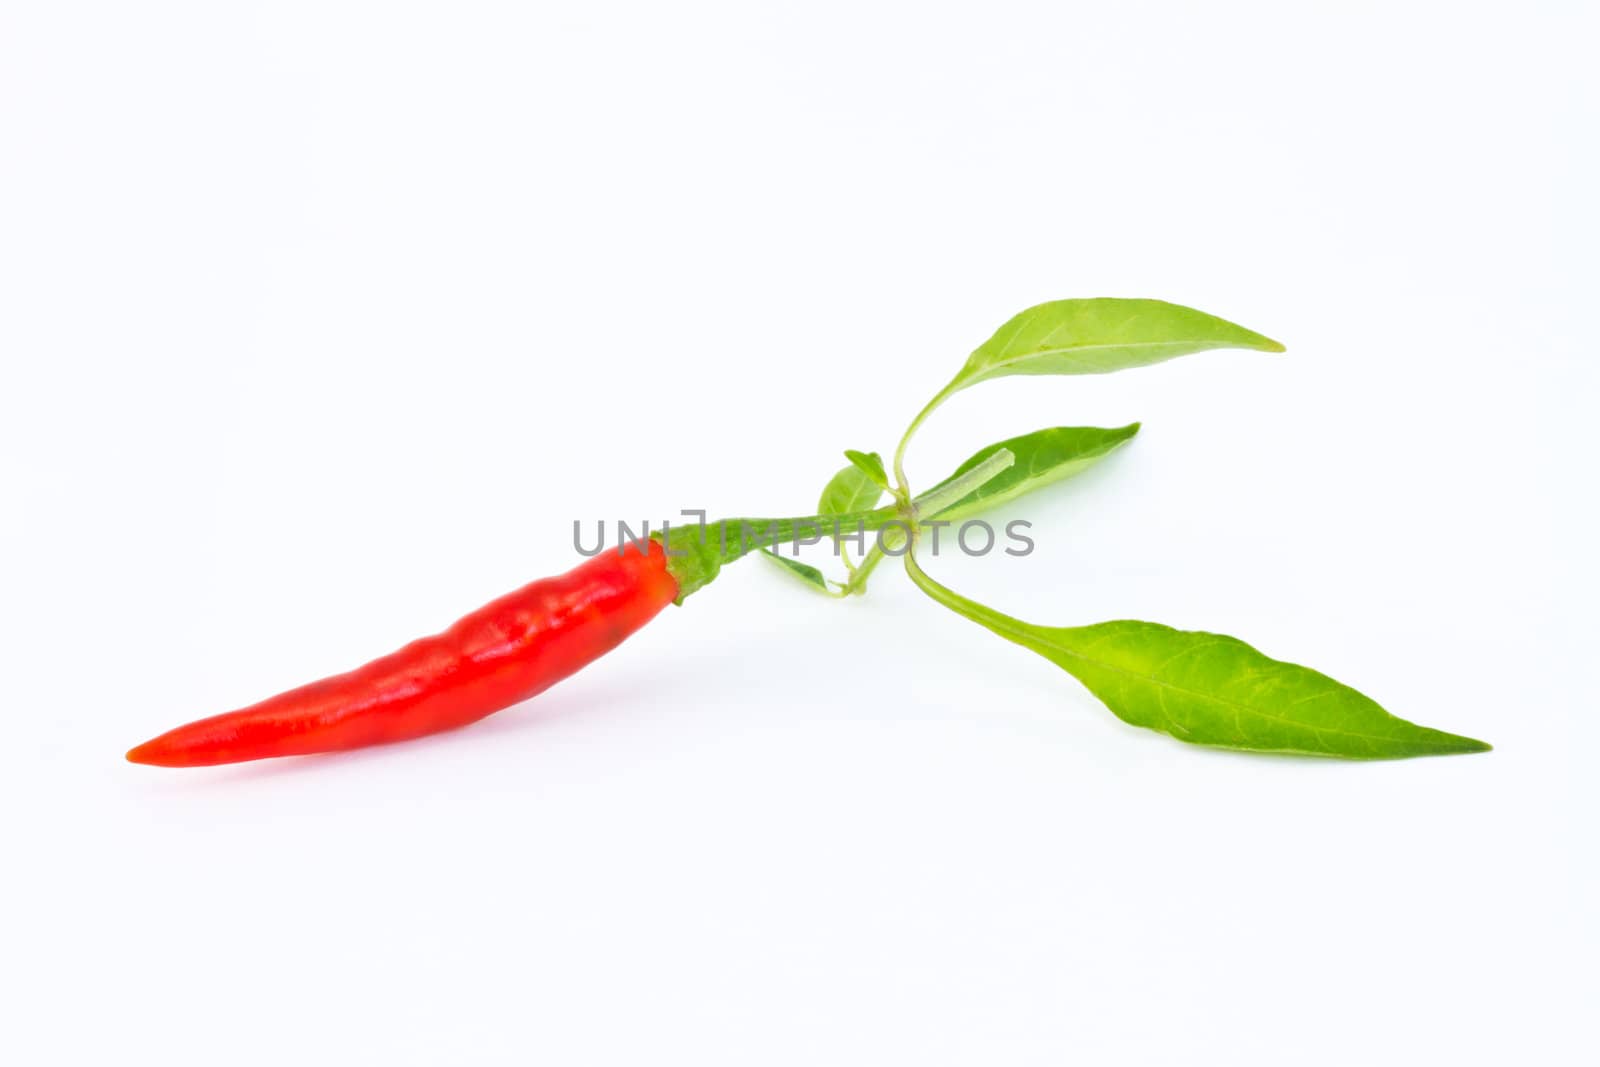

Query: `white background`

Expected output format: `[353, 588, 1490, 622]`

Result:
[3, 2, 1595, 1063]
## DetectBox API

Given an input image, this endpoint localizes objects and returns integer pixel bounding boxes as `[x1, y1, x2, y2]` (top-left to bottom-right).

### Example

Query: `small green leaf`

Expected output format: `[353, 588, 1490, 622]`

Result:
[919, 424, 1140, 523]
[760, 549, 835, 593]
[955, 298, 1284, 388]
[904, 555, 1490, 760]
[843, 449, 890, 490]
[818, 462, 886, 517]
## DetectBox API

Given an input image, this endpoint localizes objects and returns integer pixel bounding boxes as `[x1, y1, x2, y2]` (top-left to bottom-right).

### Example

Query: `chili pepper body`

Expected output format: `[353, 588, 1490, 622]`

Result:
[126, 541, 678, 767]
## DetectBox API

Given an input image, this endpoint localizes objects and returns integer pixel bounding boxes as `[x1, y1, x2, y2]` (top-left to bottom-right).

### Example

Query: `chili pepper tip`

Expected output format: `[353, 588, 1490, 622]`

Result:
[126, 739, 176, 767]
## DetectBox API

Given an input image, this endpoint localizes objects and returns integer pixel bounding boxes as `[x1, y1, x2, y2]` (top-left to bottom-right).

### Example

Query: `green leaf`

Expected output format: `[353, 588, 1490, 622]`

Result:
[843, 449, 890, 490]
[818, 462, 886, 517]
[955, 298, 1284, 388]
[760, 549, 835, 593]
[919, 424, 1140, 523]
[904, 555, 1490, 760]
[892, 299, 1281, 491]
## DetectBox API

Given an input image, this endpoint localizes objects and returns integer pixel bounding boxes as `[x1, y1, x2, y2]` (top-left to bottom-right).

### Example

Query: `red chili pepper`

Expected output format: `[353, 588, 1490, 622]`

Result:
[126, 541, 678, 767]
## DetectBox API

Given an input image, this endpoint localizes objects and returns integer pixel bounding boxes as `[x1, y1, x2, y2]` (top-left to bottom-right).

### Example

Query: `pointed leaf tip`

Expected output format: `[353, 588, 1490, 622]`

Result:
[842, 450, 890, 490]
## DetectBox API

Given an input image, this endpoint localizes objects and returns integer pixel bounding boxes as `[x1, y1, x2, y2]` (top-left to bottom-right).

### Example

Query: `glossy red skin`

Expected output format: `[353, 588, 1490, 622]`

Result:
[127, 541, 678, 767]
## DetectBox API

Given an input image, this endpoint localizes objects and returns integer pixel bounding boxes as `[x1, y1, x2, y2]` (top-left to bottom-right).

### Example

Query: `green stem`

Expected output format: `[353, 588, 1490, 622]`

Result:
[839, 543, 885, 595]
[840, 447, 1013, 596]
[891, 377, 961, 500]
[903, 540, 1073, 669]
[661, 447, 1013, 601]
[903, 545, 1030, 643]
[910, 447, 1011, 519]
